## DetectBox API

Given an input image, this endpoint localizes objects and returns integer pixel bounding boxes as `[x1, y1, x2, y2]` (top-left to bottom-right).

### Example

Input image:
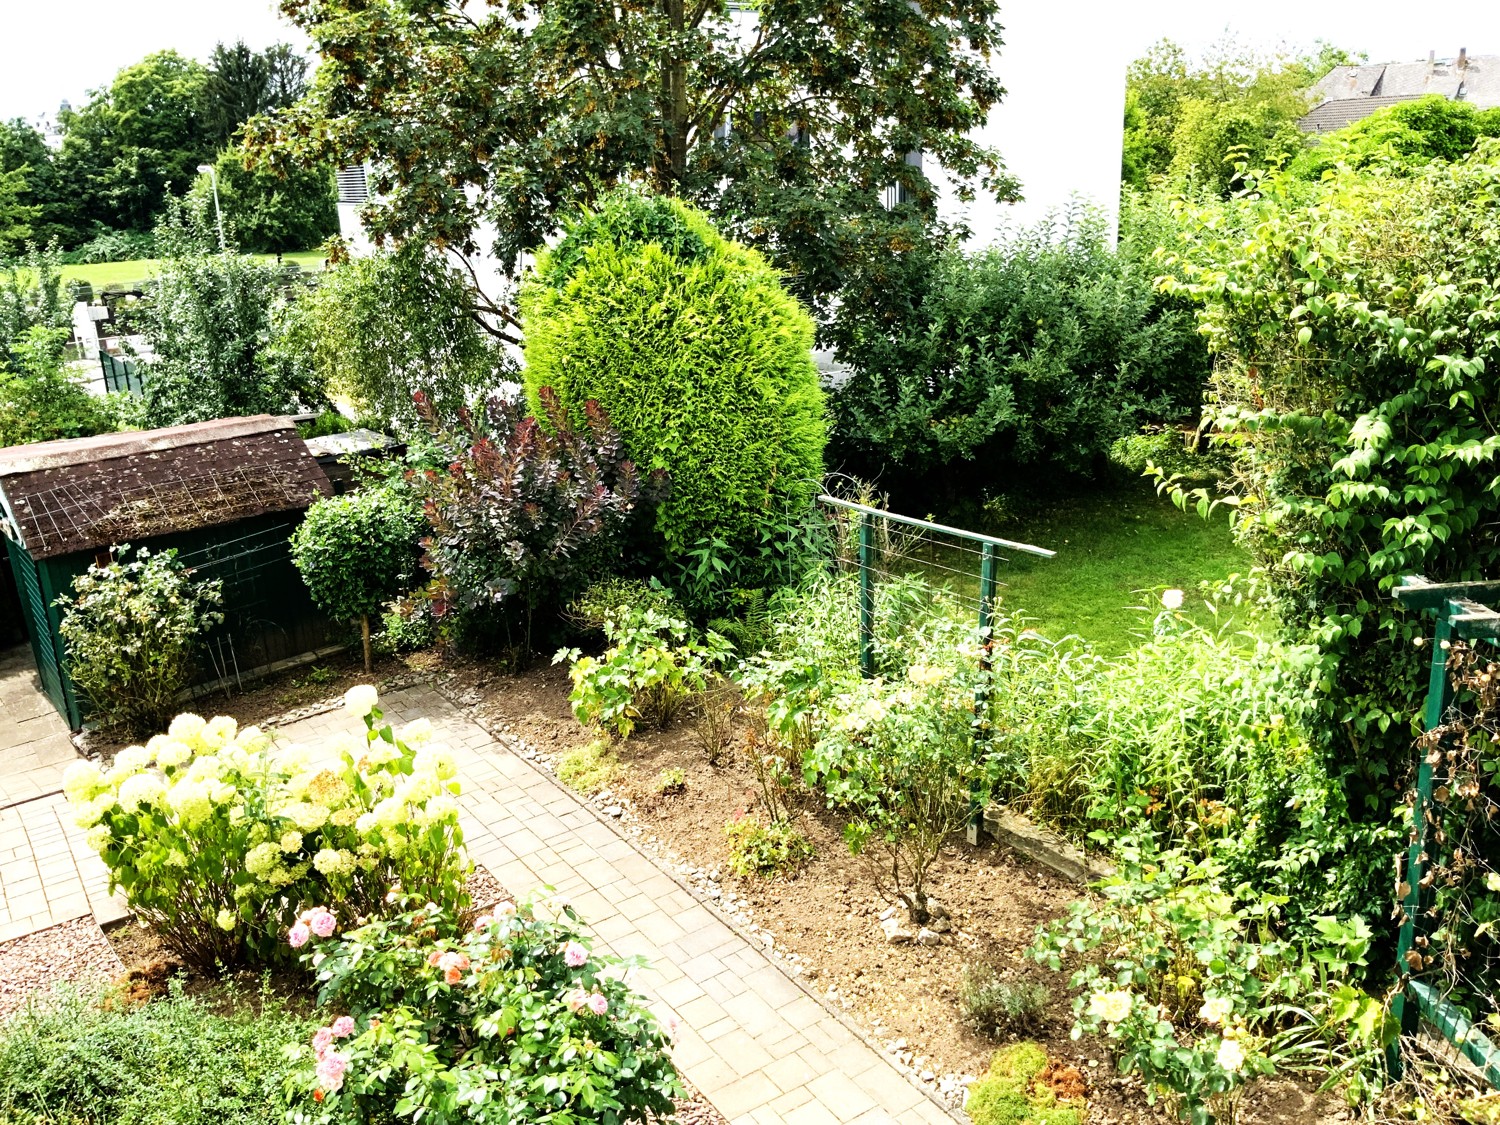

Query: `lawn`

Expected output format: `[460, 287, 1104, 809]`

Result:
[34, 250, 326, 290]
[907, 474, 1255, 657]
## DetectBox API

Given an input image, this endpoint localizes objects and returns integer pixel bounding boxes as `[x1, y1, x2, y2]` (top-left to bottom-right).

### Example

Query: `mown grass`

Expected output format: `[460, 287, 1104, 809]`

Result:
[4, 250, 326, 291]
[912, 474, 1254, 657]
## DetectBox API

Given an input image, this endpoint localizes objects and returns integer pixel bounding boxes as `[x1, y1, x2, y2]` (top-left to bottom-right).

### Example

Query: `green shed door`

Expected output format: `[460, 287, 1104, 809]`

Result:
[3, 538, 68, 719]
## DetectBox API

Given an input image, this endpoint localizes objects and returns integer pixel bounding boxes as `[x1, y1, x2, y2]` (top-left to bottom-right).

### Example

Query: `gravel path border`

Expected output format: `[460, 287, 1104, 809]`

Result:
[0, 914, 124, 1020]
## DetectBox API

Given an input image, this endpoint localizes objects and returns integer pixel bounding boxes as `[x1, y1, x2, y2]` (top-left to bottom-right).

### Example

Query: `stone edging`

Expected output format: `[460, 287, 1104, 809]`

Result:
[439, 684, 970, 1125]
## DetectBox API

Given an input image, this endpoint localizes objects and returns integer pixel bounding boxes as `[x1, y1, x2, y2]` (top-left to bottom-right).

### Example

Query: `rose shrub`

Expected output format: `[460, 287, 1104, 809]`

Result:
[65, 686, 469, 970]
[286, 895, 682, 1123]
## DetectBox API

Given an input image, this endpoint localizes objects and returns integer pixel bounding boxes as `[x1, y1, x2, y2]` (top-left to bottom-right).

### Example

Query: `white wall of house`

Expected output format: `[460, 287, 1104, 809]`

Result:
[934, 5, 1130, 247]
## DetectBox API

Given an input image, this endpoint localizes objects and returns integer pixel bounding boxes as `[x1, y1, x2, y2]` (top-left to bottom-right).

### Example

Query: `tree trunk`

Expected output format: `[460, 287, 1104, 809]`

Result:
[656, 0, 689, 191]
[361, 613, 372, 673]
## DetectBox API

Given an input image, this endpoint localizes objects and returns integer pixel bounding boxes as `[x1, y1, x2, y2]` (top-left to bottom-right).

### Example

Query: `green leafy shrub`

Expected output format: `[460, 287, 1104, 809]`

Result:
[1290, 94, 1500, 180]
[194, 145, 337, 254]
[964, 1042, 1082, 1125]
[830, 203, 1208, 503]
[1032, 846, 1391, 1121]
[654, 767, 685, 795]
[723, 814, 813, 878]
[58, 228, 155, 264]
[0, 244, 70, 366]
[136, 198, 322, 427]
[285, 896, 681, 1122]
[64, 685, 469, 970]
[272, 245, 506, 431]
[960, 968, 1051, 1037]
[558, 609, 731, 739]
[56, 546, 223, 737]
[412, 386, 648, 648]
[803, 618, 998, 923]
[520, 191, 826, 565]
[556, 739, 621, 796]
[565, 577, 680, 635]
[291, 485, 425, 669]
[0, 325, 117, 446]
[375, 595, 441, 655]
[0, 983, 311, 1125]
[1163, 144, 1500, 825]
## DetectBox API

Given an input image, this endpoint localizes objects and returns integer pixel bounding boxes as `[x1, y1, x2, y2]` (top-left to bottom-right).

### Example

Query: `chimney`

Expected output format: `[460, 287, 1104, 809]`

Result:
[1459, 47, 1469, 70]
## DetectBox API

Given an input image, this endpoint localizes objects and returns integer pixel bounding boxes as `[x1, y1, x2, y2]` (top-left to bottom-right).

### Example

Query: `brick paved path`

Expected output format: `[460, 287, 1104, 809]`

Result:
[285, 688, 956, 1125]
[0, 645, 77, 806]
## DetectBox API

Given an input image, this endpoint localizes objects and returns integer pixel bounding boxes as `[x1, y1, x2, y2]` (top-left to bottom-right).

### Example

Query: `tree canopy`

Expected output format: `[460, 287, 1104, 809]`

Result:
[249, 0, 1016, 334]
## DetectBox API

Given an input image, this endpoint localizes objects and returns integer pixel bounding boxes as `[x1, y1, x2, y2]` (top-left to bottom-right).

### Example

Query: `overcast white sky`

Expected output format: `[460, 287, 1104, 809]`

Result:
[1, 0, 1499, 123]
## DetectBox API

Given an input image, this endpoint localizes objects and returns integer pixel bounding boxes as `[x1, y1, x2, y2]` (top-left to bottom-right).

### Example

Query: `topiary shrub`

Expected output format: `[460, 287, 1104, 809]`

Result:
[520, 191, 827, 574]
[291, 485, 425, 670]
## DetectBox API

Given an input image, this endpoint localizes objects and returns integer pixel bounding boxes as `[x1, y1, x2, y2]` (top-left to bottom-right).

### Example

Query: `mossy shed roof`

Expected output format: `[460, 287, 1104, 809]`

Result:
[0, 415, 332, 560]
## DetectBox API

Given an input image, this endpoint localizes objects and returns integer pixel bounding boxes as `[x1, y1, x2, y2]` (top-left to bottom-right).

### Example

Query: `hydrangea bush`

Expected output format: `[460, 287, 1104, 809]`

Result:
[286, 896, 682, 1123]
[64, 686, 470, 969]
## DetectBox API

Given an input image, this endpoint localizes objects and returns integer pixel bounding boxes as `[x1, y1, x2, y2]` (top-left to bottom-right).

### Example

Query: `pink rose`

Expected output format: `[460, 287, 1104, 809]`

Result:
[472, 913, 492, 931]
[588, 992, 609, 1017]
[310, 909, 336, 938]
[315, 1051, 349, 1092]
[331, 1016, 355, 1038]
[311, 1027, 334, 1057]
[563, 941, 588, 967]
[437, 950, 470, 985]
[566, 988, 588, 1013]
[288, 923, 310, 948]
[666, 1015, 680, 1040]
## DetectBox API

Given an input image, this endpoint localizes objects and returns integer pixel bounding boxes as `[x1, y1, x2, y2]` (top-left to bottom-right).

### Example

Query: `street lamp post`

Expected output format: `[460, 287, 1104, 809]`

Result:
[196, 163, 226, 252]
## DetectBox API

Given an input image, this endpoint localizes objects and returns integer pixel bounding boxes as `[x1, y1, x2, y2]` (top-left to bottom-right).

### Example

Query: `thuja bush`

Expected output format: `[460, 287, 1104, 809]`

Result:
[520, 191, 826, 568]
[411, 386, 651, 646]
[56, 545, 223, 737]
[285, 896, 681, 1123]
[64, 686, 468, 970]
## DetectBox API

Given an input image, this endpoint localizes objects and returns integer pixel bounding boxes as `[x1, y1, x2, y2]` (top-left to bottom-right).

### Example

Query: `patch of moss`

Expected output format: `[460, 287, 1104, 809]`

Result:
[556, 739, 621, 795]
[965, 1043, 1083, 1125]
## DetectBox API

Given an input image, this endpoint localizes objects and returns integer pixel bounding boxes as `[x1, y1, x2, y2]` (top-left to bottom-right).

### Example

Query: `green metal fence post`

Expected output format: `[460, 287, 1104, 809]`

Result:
[969, 543, 999, 844]
[1389, 610, 1455, 1077]
[858, 512, 875, 677]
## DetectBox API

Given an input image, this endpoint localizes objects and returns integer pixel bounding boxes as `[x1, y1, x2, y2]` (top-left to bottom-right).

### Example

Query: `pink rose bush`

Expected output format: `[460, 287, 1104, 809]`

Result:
[286, 894, 681, 1123]
[63, 687, 470, 970]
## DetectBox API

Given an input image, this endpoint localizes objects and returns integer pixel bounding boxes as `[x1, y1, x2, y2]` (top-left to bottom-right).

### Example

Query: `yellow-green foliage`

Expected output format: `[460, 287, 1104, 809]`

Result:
[520, 191, 826, 557]
[557, 739, 621, 795]
[965, 1043, 1082, 1125]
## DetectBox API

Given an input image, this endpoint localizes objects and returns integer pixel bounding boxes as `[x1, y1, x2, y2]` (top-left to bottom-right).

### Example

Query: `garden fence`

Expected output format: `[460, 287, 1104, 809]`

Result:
[99, 352, 144, 397]
[815, 493, 1054, 838]
[1389, 576, 1500, 1089]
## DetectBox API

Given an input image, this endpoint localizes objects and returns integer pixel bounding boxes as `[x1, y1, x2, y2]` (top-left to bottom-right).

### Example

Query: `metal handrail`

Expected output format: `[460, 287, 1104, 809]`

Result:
[817, 494, 1056, 558]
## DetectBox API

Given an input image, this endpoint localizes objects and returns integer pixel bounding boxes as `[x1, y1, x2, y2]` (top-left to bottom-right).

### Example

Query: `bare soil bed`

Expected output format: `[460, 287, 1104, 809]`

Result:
[454, 657, 1351, 1125]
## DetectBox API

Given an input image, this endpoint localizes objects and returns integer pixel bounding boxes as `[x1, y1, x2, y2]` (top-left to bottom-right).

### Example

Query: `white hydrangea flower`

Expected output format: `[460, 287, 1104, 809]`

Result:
[1161, 588, 1185, 610]
[412, 746, 457, 781]
[372, 797, 406, 829]
[62, 760, 104, 802]
[399, 718, 435, 745]
[112, 745, 151, 776]
[355, 812, 378, 834]
[167, 713, 208, 744]
[288, 803, 331, 832]
[73, 796, 113, 829]
[343, 684, 380, 719]
[312, 848, 354, 877]
[85, 825, 111, 851]
[280, 830, 304, 854]
[166, 780, 214, 828]
[154, 740, 194, 769]
[216, 908, 237, 931]
[205, 715, 238, 745]
[186, 755, 222, 782]
[117, 772, 166, 812]
[245, 842, 283, 878]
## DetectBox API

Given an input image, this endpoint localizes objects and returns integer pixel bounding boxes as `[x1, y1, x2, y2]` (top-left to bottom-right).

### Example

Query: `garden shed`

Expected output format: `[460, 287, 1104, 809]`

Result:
[0, 416, 336, 729]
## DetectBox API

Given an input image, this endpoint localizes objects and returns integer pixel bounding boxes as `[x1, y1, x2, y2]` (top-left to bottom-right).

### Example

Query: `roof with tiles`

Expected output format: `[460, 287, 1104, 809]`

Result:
[0, 415, 332, 560]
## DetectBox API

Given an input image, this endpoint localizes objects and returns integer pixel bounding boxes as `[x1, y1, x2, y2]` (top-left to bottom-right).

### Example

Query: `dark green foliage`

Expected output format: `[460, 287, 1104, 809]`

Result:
[291, 486, 425, 625]
[193, 146, 337, 254]
[0, 984, 311, 1125]
[251, 0, 1014, 353]
[830, 205, 1207, 501]
[0, 327, 117, 447]
[0, 119, 77, 248]
[521, 193, 826, 566]
[59, 230, 156, 265]
[135, 198, 322, 427]
[200, 41, 308, 149]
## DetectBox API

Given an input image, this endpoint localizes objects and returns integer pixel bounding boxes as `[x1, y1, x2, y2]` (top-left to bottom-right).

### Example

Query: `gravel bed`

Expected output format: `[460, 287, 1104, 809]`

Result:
[0, 915, 124, 1020]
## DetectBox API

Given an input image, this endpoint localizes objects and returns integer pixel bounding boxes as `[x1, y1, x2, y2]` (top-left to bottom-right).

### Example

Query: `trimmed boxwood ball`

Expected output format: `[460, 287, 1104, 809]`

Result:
[520, 192, 826, 559]
[290, 485, 425, 669]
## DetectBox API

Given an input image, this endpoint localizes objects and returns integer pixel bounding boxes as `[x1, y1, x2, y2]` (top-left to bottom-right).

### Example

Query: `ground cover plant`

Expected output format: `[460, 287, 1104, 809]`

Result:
[0, 982, 313, 1125]
[64, 685, 468, 969]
